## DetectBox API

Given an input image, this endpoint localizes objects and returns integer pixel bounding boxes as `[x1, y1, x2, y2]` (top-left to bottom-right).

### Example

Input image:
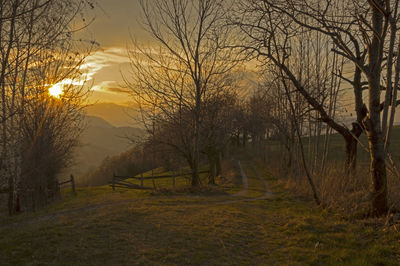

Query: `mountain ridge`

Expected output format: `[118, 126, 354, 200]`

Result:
[62, 114, 145, 183]
[85, 102, 140, 128]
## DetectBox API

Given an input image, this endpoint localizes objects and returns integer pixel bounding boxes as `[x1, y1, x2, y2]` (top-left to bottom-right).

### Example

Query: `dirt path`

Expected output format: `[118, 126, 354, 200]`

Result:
[250, 164, 274, 199]
[233, 161, 248, 196]
[216, 160, 273, 204]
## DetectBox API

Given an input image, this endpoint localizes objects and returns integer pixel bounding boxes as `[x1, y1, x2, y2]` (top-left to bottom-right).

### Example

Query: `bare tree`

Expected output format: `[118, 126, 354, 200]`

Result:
[0, 0, 95, 214]
[201, 87, 238, 184]
[127, 0, 238, 186]
[233, 0, 400, 215]
[17, 44, 90, 211]
[232, 2, 345, 206]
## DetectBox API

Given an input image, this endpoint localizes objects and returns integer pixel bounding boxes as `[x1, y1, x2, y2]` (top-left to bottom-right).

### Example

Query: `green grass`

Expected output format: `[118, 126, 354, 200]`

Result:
[266, 125, 400, 165]
[1, 160, 400, 265]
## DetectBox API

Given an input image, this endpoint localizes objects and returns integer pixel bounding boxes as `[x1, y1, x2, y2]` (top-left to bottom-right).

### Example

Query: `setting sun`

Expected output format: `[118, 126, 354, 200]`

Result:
[48, 83, 63, 98]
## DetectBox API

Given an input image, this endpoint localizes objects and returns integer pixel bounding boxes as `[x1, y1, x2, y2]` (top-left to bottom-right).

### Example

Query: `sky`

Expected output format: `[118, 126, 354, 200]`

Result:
[74, 0, 400, 126]
[80, 0, 146, 105]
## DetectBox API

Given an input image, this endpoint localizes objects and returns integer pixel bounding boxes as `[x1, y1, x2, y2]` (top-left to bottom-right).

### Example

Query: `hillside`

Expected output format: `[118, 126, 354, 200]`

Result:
[85, 102, 139, 127]
[64, 115, 144, 183]
[266, 125, 400, 165]
[1, 158, 399, 265]
[325, 125, 400, 162]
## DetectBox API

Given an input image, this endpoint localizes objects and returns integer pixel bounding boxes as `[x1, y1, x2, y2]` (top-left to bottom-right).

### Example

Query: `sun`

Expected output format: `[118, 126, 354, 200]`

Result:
[48, 83, 63, 98]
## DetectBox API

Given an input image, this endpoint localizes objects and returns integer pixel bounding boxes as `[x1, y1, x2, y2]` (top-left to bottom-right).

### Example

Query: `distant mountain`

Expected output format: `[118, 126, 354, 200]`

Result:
[62, 115, 145, 184]
[85, 102, 140, 127]
[85, 115, 114, 128]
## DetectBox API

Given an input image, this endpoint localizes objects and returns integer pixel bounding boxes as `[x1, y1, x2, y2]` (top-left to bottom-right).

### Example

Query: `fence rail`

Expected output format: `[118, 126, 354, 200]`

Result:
[58, 174, 76, 195]
[110, 170, 210, 191]
[0, 174, 76, 195]
[113, 170, 210, 180]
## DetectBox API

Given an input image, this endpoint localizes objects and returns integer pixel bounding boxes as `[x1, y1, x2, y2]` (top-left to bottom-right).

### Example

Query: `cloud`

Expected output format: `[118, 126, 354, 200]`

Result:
[81, 47, 130, 82]
[88, 47, 129, 64]
[91, 80, 129, 94]
[105, 86, 130, 93]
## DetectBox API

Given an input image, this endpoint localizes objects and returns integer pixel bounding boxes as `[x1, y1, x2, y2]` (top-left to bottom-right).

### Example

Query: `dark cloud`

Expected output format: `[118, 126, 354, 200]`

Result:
[105, 86, 130, 94]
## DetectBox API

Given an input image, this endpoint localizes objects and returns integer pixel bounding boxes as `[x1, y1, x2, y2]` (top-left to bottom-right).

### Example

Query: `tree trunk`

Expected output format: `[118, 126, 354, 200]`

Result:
[192, 153, 201, 186]
[216, 152, 222, 177]
[209, 158, 216, 185]
[344, 123, 362, 175]
[191, 167, 201, 186]
[365, 2, 388, 216]
[7, 171, 15, 215]
[286, 143, 292, 169]
[345, 135, 357, 173]
[188, 155, 201, 187]
[242, 130, 247, 147]
[367, 129, 388, 216]
[192, 83, 201, 187]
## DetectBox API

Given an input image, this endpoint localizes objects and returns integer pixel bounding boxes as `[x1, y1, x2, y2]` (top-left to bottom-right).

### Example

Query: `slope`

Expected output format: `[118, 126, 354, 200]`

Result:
[1, 159, 399, 265]
[64, 115, 144, 182]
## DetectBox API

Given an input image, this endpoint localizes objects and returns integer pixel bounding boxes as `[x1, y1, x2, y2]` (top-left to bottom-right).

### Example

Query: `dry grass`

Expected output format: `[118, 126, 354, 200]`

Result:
[2, 162, 400, 265]
[2, 153, 400, 265]
[265, 156, 400, 218]
[317, 165, 370, 215]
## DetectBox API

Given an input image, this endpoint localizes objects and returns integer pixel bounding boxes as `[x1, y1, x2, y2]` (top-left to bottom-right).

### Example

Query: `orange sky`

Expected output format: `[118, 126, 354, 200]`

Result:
[78, 0, 400, 127]
[81, 0, 148, 105]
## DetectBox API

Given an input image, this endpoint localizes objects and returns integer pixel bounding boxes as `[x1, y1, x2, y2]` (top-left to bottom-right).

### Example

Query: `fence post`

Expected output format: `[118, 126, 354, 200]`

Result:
[70, 174, 76, 195]
[151, 169, 156, 191]
[112, 172, 115, 191]
[55, 179, 60, 199]
[140, 172, 144, 188]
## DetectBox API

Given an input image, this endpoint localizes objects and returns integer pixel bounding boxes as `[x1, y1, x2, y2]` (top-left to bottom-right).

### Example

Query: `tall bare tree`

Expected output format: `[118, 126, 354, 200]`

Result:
[234, 0, 400, 215]
[0, 0, 95, 214]
[201, 88, 238, 184]
[128, 0, 237, 186]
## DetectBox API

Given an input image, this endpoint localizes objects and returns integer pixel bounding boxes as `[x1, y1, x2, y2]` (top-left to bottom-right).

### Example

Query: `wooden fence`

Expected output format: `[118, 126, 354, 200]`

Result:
[58, 174, 76, 195]
[110, 170, 210, 191]
[0, 174, 76, 196]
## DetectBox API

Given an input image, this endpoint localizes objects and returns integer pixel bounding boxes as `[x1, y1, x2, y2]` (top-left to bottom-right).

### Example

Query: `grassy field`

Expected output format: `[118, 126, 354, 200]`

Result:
[1, 159, 400, 265]
[264, 125, 400, 166]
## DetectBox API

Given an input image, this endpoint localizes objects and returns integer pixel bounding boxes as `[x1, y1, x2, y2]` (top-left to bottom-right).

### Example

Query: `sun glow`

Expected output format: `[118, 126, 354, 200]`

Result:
[48, 83, 63, 98]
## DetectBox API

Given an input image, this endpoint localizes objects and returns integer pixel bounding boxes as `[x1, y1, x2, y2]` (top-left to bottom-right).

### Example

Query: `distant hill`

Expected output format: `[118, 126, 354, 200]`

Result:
[62, 115, 145, 184]
[85, 102, 140, 127]
[85, 115, 114, 128]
